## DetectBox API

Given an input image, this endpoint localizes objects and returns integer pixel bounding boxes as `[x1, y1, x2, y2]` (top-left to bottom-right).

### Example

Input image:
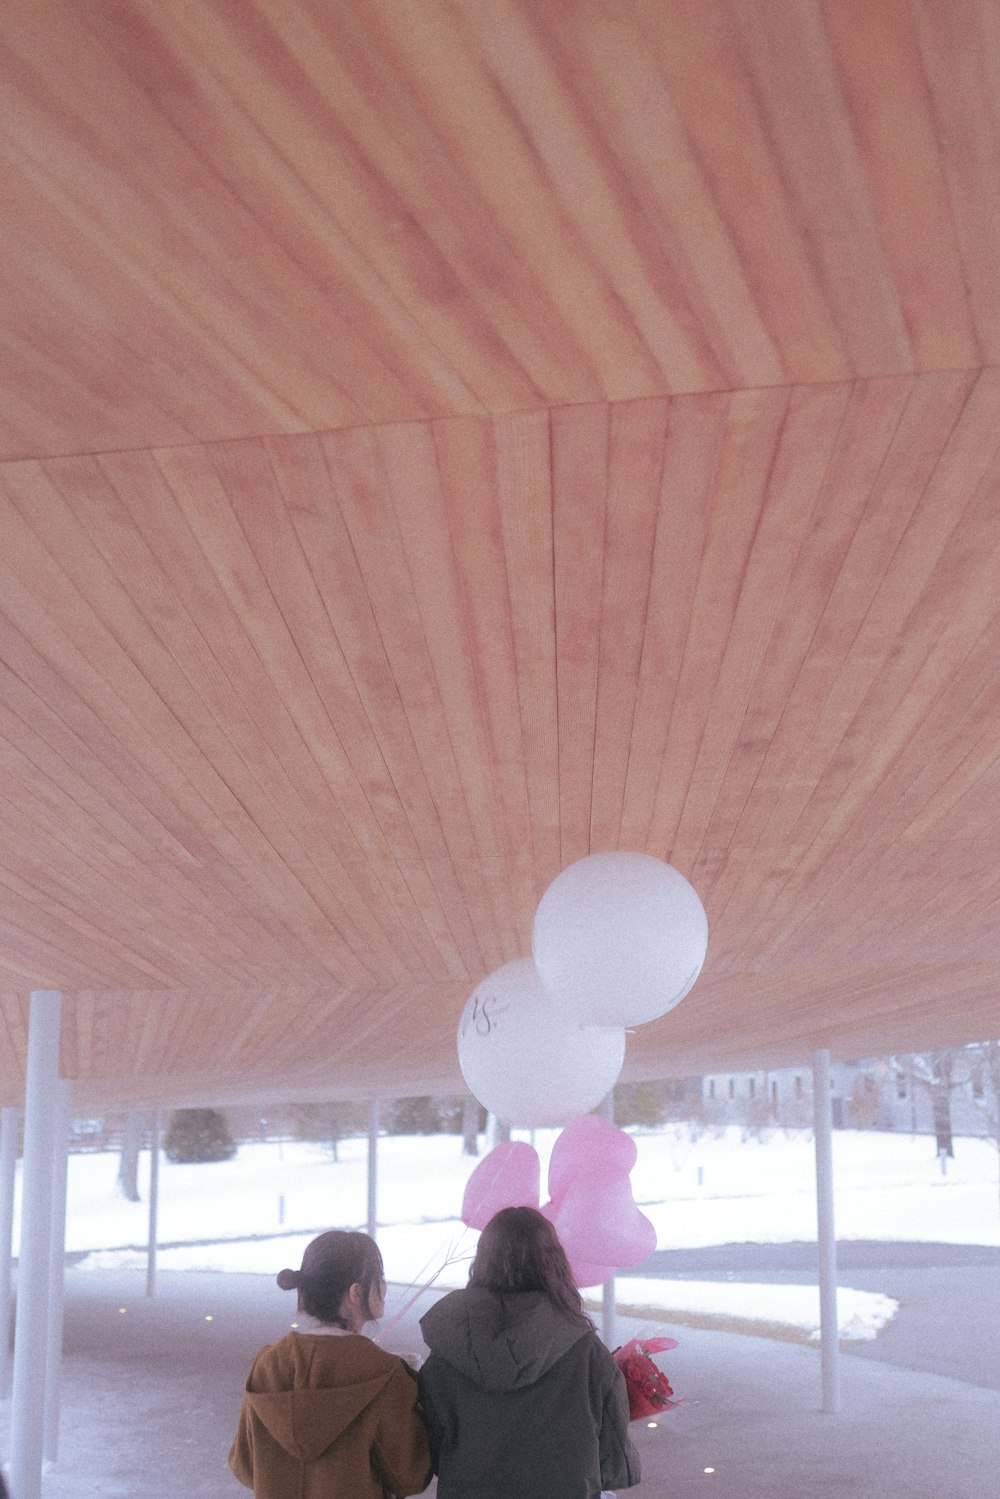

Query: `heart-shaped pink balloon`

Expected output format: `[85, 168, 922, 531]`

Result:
[462, 1141, 540, 1230]
[540, 1202, 615, 1288]
[550, 1166, 656, 1268]
[548, 1116, 638, 1205]
[567, 1256, 618, 1288]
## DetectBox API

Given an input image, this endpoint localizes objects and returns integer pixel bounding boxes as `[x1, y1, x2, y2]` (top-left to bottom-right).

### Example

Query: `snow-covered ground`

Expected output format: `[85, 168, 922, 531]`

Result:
[50, 1125, 1000, 1346]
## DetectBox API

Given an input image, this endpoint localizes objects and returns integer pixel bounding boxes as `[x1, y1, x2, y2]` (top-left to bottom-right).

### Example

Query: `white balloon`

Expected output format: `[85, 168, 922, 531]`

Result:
[457, 958, 625, 1127]
[532, 852, 708, 1027]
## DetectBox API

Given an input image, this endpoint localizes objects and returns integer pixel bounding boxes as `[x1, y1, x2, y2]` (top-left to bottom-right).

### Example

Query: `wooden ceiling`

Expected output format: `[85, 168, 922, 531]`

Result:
[2, 0, 1000, 1111]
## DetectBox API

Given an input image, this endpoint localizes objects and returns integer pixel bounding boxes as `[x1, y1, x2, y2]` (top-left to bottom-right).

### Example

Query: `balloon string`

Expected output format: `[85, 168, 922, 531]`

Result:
[376, 1142, 539, 1343]
[376, 1226, 475, 1342]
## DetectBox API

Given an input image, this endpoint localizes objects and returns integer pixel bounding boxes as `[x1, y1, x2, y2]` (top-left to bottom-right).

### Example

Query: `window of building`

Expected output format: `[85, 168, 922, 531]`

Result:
[708, 1078, 716, 1099]
[795, 1076, 804, 1098]
[896, 1078, 907, 1100]
[748, 1077, 756, 1098]
[728, 1078, 735, 1100]
[771, 1080, 779, 1103]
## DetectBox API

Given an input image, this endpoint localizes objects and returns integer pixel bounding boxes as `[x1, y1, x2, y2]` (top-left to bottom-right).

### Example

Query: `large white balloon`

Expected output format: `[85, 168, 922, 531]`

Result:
[532, 852, 708, 1027]
[457, 958, 625, 1127]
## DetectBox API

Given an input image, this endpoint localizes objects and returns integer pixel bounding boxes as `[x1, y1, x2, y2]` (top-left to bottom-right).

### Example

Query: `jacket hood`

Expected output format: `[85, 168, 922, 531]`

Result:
[419, 1286, 591, 1392]
[244, 1334, 397, 1462]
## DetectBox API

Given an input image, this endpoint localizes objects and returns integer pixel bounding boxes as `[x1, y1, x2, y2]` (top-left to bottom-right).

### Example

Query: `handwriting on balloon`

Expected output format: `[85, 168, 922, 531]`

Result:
[462, 989, 510, 1039]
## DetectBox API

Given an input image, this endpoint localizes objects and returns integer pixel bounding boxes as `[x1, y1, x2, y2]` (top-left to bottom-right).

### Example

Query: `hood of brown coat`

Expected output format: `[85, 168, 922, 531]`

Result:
[244, 1332, 402, 1462]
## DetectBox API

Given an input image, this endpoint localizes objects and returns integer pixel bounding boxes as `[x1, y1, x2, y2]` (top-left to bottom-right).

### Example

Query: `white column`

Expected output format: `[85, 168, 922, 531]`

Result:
[812, 1047, 841, 1414]
[0, 1108, 21, 1398]
[367, 1100, 379, 1238]
[600, 1275, 617, 1348]
[146, 1110, 161, 1298]
[43, 1078, 73, 1463]
[11, 989, 63, 1499]
[599, 1093, 617, 1348]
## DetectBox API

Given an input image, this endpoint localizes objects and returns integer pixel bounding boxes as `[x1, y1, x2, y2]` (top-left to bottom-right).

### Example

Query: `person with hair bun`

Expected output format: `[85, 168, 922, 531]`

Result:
[229, 1230, 431, 1498]
[418, 1206, 639, 1499]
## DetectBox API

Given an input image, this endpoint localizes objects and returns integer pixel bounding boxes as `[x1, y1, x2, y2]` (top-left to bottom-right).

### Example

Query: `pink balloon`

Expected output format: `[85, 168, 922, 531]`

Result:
[550, 1167, 657, 1268]
[462, 1142, 540, 1230]
[567, 1256, 618, 1289]
[548, 1116, 638, 1205]
[540, 1202, 615, 1288]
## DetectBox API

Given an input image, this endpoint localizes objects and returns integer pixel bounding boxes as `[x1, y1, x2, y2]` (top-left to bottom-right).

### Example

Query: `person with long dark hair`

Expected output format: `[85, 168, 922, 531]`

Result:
[229, 1230, 432, 1499]
[418, 1206, 640, 1499]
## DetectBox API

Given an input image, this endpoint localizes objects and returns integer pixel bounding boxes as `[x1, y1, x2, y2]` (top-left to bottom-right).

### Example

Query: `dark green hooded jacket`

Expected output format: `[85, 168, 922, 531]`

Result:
[418, 1287, 640, 1499]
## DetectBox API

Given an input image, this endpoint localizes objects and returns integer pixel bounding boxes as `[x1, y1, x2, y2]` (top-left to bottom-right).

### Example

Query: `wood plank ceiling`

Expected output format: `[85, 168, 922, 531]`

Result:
[2, 0, 1000, 1110]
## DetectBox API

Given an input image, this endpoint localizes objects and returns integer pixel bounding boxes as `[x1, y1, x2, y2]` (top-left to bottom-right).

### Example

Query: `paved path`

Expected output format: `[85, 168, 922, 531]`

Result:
[620, 1240, 1000, 1391]
[5, 1264, 999, 1499]
[625, 1239, 1000, 1272]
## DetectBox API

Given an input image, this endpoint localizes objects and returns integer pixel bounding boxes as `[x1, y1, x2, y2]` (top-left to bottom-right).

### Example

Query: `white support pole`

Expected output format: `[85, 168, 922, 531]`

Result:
[600, 1266, 617, 1347]
[812, 1047, 841, 1414]
[43, 1078, 73, 1464]
[367, 1100, 379, 1239]
[11, 989, 63, 1499]
[599, 1092, 617, 1349]
[0, 1107, 20, 1398]
[146, 1110, 161, 1298]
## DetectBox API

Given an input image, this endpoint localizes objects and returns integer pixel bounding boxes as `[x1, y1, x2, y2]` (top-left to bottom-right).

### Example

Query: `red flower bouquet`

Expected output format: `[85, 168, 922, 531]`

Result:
[612, 1336, 680, 1421]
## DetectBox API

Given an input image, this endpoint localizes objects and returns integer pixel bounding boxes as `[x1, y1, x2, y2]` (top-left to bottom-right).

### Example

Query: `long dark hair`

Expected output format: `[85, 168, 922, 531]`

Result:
[470, 1206, 592, 1327]
[277, 1230, 384, 1327]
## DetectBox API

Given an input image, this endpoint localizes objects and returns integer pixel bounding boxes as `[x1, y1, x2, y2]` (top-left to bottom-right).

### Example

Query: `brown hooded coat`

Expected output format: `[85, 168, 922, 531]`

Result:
[229, 1331, 432, 1499]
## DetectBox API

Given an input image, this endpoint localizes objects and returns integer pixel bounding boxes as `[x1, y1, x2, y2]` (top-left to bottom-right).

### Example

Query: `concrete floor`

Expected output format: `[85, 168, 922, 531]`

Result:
[2, 1266, 998, 1499]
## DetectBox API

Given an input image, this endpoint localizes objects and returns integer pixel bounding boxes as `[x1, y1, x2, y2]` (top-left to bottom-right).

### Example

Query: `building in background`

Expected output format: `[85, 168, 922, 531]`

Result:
[701, 1043, 1000, 1143]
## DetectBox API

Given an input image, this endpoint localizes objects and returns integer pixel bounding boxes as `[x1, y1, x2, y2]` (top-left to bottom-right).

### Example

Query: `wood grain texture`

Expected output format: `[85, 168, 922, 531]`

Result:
[1, 2, 999, 1110]
[1, 0, 998, 458]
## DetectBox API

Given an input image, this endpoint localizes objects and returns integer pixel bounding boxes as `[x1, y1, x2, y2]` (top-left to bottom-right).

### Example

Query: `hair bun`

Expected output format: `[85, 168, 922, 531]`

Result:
[276, 1268, 300, 1291]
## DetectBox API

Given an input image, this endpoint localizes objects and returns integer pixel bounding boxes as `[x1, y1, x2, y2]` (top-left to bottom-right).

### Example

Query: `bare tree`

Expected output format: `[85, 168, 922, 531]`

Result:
[895, 1049, 967, 1159]
[117, 1111, 143, 1202]
[461, 1095, 481, 1156]
[291, 1100, 368, 1162]
[968, 1039, 1000, 1214]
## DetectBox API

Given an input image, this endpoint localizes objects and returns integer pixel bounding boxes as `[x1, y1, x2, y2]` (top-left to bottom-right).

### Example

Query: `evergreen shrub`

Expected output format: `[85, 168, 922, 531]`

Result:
[164, 1108, 237, 1163]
